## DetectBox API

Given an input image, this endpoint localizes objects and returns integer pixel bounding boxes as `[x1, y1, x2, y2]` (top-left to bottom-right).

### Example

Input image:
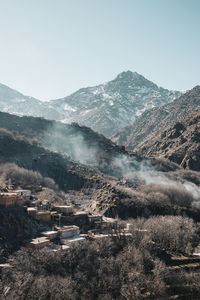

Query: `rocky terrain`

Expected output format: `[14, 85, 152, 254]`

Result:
[136, 110, 200, 171]
[0, 71, 181, 137]
[49, 71, 181, 136]
[112, 86, 200, 149]
[0, 83, 59, 120]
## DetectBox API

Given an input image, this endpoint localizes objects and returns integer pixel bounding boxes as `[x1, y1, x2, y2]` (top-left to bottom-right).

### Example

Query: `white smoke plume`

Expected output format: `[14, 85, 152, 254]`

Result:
[113, 154, 200, 204]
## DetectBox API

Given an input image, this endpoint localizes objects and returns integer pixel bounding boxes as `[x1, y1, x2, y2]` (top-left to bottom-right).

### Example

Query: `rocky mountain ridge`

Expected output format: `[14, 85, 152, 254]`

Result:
[0, 83, 60, 120]
[49, 71, 181, 136]
[0, 71, 181, 137]
[113, 86, 200, 149]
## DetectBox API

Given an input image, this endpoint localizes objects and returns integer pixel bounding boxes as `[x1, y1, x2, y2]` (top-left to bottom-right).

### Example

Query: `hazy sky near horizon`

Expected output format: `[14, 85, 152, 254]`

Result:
[0, 0, 199, 100]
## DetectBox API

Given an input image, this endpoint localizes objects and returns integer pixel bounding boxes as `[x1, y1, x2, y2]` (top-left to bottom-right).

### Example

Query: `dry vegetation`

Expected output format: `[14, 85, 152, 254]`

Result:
[0, 163, 58, 191]
[1, 112, 200, 298]
[96, 179, 200, 222]
[0, 215, 199, 299]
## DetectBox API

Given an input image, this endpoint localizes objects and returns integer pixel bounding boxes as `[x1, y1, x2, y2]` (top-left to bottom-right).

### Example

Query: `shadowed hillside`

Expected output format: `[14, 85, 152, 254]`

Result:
[113, 86, 200, 151]
[136, 110, 200, 171]
[0, 111, 127, 167]
[0, 129, 97, 191]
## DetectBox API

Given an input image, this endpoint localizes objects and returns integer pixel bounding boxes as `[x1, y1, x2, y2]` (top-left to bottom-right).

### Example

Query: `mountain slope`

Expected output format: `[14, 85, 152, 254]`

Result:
[0, 129, 97, 191]
[0, 72, 181, 137]
[136, 110, 200, 171]
[0, 83, 61, 119]
[0, 111, 127, 169]
[113, 86, 200, 150]
[49, 71, 181, 136]
[0, 111, 183, 179]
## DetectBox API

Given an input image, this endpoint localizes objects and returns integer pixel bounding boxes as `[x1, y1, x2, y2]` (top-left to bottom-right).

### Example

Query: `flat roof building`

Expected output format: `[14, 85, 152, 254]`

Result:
[0, 193, 17, 207]
[0, 190, 31, 207]
[36, 211, 51, 223]
[61, 235, 85, 246]
[41, 231, 58, 240]
[58, 225, 80, 238]
[26, 237, 51, 250]
[53, 205, 73, 215]
[27, 207, 37, 218]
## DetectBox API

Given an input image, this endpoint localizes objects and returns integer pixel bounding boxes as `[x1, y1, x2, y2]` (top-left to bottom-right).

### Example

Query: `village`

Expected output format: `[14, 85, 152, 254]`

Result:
[0, 189, 134, 251]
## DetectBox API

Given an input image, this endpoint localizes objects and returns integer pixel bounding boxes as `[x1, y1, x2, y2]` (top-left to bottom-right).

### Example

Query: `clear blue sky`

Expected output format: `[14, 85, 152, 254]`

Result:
[0, 0, 199, 100]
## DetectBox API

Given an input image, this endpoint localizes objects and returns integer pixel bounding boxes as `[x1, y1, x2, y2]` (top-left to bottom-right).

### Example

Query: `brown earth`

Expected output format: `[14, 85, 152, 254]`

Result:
[112, 86, 200, 153]
[136, 110, 200, 171]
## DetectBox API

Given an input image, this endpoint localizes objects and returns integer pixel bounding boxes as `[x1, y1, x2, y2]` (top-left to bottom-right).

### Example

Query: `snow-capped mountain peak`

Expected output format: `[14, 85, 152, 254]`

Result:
[48, 71, 182, 136]
[0, 71, 182, 137]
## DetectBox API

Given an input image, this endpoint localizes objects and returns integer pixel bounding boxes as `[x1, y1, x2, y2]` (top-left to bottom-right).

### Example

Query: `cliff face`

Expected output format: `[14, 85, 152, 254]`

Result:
[136, 110, 200, 171]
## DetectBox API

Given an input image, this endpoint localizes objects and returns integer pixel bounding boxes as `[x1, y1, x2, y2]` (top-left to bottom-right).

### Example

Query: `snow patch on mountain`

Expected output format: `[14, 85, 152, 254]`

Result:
[0, 71, 183, 137]
[64, 104, 76, 112]
[48, 71, 182, 136]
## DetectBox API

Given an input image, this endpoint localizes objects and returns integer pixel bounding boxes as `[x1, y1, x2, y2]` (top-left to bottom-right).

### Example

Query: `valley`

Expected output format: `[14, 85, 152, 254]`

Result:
[0, 79, 200, 300]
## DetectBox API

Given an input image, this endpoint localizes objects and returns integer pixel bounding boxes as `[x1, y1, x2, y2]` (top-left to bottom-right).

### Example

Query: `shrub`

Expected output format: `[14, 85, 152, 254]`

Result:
[143, 216, 199, 254]
[0, 163, 58, 190]
[1, 237, 167, 300]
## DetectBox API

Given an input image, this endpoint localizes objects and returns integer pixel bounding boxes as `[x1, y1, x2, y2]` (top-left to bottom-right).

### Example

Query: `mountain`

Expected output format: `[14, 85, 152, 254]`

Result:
[113, 86, 200, 150]
[0, 111, 182, 178]
[49, 71, 181, 136]
[2, 113, 200, 221]
[0, 83, 60, 119]
[0, 72, 181, 137]
[136, 110, 200, 171]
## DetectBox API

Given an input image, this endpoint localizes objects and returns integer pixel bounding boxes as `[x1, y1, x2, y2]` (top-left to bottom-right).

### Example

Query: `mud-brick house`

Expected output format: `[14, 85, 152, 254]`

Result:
[15, 190, 31, 205]
[59, 225, 80, 238]
[41, 231, 58, 240]
[0, 193, 17, 207]
[27, 207, 37, 218]
[26, 237, 51, 249]
[0, 190, 31, 207]
[27, 207, 51, 223]
[61, 211, 88, 226]
[0, 193, 18, 207]
[53, 205, 73, 215]
[36, 211, 51, 223]
[14, 190, 31, 205]
[58, 225, 85, 246]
